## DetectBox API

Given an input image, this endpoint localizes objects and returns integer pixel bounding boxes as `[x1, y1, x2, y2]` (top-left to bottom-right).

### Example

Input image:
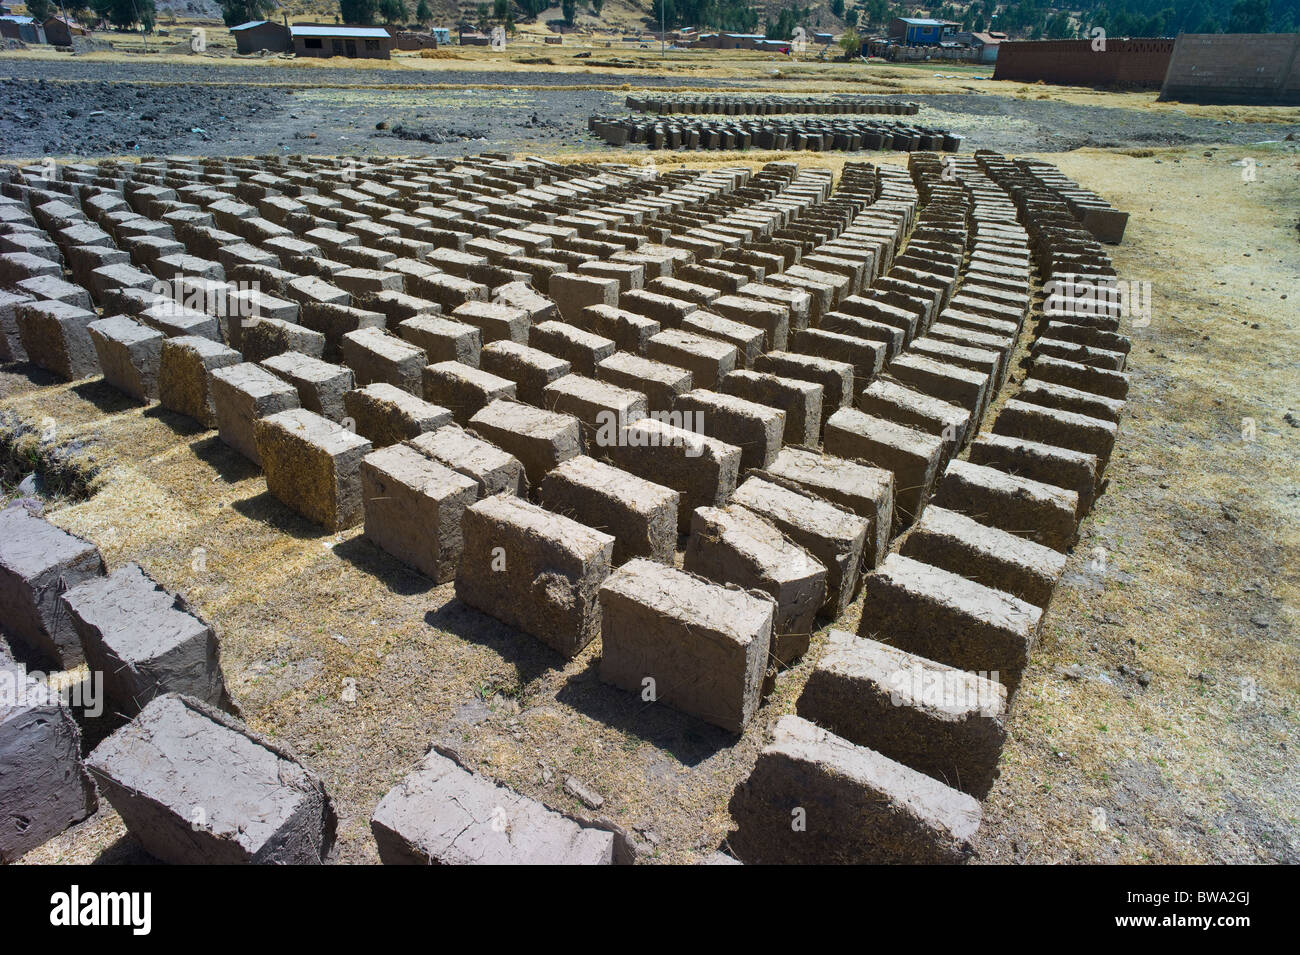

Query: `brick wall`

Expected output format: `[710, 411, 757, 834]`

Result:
[1159, 33, 1300, 105]
[993, 38, 1174, 88]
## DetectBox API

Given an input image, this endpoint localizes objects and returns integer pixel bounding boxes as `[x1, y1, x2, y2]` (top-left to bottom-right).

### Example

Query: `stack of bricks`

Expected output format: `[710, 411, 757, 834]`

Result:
[0, 147, 1131, 864]
[625, 95, 920, 116]
[589, 114, 963, 152]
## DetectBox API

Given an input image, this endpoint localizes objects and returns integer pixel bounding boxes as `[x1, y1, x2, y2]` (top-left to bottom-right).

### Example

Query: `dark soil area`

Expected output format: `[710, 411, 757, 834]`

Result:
[1, 59, 1297, 160]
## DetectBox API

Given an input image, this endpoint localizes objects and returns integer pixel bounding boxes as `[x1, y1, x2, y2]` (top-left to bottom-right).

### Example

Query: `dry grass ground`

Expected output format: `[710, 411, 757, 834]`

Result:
[4, 141, 1297, 865]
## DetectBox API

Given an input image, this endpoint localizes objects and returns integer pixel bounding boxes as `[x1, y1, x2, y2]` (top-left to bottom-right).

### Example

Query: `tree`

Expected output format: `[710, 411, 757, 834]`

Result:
[27, 0, 53, 21]
[1229, 0, 1269, 32]
[92, 0, 154, 30]
[493, 0, 508, 19]
[219, 0, 276, 27]
[416, 0, 431, 23]
[591, 0, 603, 15]
[338, 0, 377, 25]
[830, 0, 845, 18]
[562, 0, 576, 25]
[378, 0, 407, 22]
[838, 27, 861, 57]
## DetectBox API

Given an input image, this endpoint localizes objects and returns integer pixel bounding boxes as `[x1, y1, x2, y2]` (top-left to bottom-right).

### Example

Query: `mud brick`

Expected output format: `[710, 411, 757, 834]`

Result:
[156, 336, 239, 428]
[361, 444, 477, 582]
[540, 456, 678, 565]
[753, 350, 853, 422]
[255, 408, 372, 531]
[528, 321, 615, 378]
[240, 317, 326, 363]
[793, 328, 886, 386]
[1032, 337, 1126, 373]
[646, 328, 737, 391]
[140, 300, 221, 340]
[768, 271, 836, 320]
[820, 311, 905, 360]
[618, 289, 697, 329]
[408, 424, 525, 498]
[703, 294, 788, 352]
[993, 399, 1118, 469]
[599, 558, 774, 733]
[684, 505, 826, 666]
[933, 459, 1078, 553]
[859, 554, 1041, 693]
[286, 274, 350, 309]
[468, 399, 581, 485]
[902, 505, 1067, 609]
[450, 300, 529, 345]
[422, 361, 516, 424]
[576, 304, 659, 355]
[398, 315, 481, 366]
[456, 494, 613, 658]
[344, 382, 451, 448]
[969, 432, 1099, 517]
[260, 352, 354, 423]
[738, 282, 811, 333]
[721, 370, 821, 448]
[0, 505, 105, 668]
[480, 341, 571, 407]
[857, 378, 969, 459]
[547, 272, 619, 324]
[14, 301, 99, 380]
[0, 230, 60, 261]
[0, 289, 33, 362]
[85, 315, 162, 402]
[576, 260, 644, 293]
[797, 631, 1007, 798]
[0, 251, 61, 287]
[371, 748, 615, 865]
[646, 276, 721, 309]
[753, 447, 893, 569]
[1030, 354, 1130, 401]
[0, 649, 98, 863]
[595, 352, 692, 413]
[363, 290, 440, 327]
[335, 267, 403, 298]
[824, 409, 944, 531]
[1042, 320, 1131, 356]
[680, 311, 763, 370]
[543, 373, 647, 448]
[14, 274, 92, 311]
[1018, 377, 1124, 425]
[732, 476, 868, 616]
[300, 302, 386, 361]
[837, 296, 918, 344]
[86, 694, 335, 864]
[404, 273, 486, 313]
[888, 353, 988, 421]
[492, 281, 557, 323]
[609, 417, 741, 532]
[675, 388, 784, 472]
[63, 563, 228, 715]
[210, 362, 300, 465]
[912, 336, 1002, 389]
[939, 307, 1018, 341]
[729, 714, 979, 864]
[340, 327, 426, 395]
[65, 245, 127, 292]
[228, 287, 298, 326]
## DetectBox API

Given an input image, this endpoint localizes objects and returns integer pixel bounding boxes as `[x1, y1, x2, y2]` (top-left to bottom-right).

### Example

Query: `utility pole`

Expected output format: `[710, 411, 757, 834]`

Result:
[660, 0, 665, 57]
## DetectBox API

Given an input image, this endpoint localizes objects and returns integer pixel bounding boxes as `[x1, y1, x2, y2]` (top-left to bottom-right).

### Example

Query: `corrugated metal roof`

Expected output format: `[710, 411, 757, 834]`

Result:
[292, 25, 390, 39]
[899, 18, 947, 26]
[230, 20, 273, 31]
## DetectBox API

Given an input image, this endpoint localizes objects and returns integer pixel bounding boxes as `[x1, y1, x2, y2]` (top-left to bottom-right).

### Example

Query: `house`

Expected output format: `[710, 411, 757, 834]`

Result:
[430, 27, 450, 44]
[230, 20, 290, 55]
[458, 30, 491, 46]
[0, 14, 44, 44]
[42, 16, 87, 46]
[291, 24, 393, 59]
[888, 17, 958, 46]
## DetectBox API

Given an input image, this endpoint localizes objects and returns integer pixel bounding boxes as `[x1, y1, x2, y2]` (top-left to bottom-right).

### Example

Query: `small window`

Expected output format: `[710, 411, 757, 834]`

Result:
[365, 39, 379, 50]
[304, 37, 322, 49]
